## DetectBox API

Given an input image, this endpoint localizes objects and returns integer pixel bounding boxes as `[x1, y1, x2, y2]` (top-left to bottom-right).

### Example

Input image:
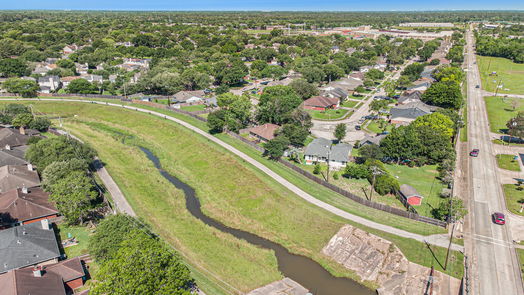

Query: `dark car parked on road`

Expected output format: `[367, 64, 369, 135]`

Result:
[470, 149, 479, 157]
[492, 212, 505, 225]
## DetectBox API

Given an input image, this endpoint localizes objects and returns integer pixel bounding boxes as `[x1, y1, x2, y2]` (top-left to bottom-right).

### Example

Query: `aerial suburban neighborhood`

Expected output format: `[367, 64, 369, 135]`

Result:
[0, 4, 522, 295]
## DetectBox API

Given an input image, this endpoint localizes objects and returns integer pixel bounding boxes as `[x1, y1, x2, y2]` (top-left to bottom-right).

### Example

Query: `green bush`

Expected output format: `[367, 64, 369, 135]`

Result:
[372, 174, 400, 196]
[343, 162, 369, 179]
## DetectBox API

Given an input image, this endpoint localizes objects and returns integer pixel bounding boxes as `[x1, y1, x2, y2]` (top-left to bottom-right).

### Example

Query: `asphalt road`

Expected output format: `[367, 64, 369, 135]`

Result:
[0, 97, 462, 252]
[465, 28, 524, 295]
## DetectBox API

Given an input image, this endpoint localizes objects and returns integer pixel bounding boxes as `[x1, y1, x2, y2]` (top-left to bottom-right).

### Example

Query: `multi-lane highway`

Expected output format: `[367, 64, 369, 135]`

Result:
[465, 27, 524, 295]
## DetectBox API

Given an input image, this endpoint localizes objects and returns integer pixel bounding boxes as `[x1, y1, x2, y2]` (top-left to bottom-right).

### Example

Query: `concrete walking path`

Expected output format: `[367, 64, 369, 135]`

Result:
[4, 98, 463, 251]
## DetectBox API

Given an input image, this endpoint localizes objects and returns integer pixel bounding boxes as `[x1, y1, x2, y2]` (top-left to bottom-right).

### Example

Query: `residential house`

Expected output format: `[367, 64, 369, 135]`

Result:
[304, 138, 331, 164]
[0, 257, 86, 295]
[331, 46, 340, 54]
[0, 220, 61, 274]
[266, 77, 294, 87]
[62, 45, 79, 55]
[0, 128, 30, 147]
[32, 63, 56, 76]
[399, 184, 423, 206]
[0, 146, 29, 166]
[0, 187, 58, 227]
[75, 63, 89, 75]
[321, 87, 348, 101]
[397, 90, 423, 105]
[359, 134, 387, 147]
[172, 90, 206, 104]
[45, 58, 59, 65]
[329, 143, 352, 169]
[60, 76, 81, 88]
[115, 41, 134, 47]
[38, 76, 61, 93]
[406, 81, 431, 92]
[389, 101, 435, 125]
[420, 66, 436, 81]
[303, 96, 339, 111]
[241, 123, 280, 143]
[108, 74, 117, 83]
[0, 165, 41, 193]
[82, 74, 103, 84]
[304, 138, 352, 169]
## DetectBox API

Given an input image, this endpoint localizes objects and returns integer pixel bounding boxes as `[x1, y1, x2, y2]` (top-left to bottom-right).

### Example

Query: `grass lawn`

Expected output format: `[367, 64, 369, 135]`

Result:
[307, 108, 349, 120]
[477, 55, 524, 95]
[493, 139, 524, 147]
[460, 108, 468, 142]
[365, 120, 393, 134]
[384, 164, 446, 218]
[496, 154, 521, 171]
[5, 101, 465, 289]
[502, 184, 524, 216]
[56, 224, 92, 258]
[517, 248, 524, 278]
[341, 100, 359, 108]
[484, 96, 524, 133]
[180, 104, 207, 112]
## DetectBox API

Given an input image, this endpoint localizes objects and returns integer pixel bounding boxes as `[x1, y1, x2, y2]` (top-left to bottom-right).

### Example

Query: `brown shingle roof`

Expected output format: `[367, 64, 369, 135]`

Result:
[0, 165, 41, 193]
[46, 257, 85, 282]
[0, 187, 58, 226]
[0, 267, 66, 295]
[247, 123, 280, 141]
[0, 129, 29, 148]
[303, 96, 339, 108]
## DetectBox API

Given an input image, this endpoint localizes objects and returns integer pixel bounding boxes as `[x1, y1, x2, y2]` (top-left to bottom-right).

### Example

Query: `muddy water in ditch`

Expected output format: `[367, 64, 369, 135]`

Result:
[140, 147, 373, 295]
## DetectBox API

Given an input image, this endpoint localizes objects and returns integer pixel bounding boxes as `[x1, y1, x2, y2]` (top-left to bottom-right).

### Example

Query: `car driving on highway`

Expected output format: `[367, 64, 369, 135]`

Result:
[492, 212, 506, 225]
[470, 149, 479, 157]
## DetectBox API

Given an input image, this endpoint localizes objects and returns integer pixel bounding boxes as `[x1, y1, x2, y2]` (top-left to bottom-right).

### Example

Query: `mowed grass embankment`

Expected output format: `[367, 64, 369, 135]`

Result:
[496, 154, 521, 172]
[477, 55, 524, 95]
[484, 96, 524, 133]
[16, 101, 464, 287]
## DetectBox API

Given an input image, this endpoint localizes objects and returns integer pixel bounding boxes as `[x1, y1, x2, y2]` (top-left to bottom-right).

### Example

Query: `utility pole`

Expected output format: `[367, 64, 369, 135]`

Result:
[368, 166, 381, 201]
[326, 149, 331, 183]
[444, 194, 456, 270]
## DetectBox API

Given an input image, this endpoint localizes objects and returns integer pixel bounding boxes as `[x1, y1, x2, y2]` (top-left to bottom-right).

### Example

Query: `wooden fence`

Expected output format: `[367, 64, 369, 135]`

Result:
[277, 159, 447, 227]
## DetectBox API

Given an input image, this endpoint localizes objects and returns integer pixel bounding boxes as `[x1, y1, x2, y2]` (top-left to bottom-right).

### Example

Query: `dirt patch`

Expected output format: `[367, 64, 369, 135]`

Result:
[247, 278, 309, 295]
[322, 225, 461, 295]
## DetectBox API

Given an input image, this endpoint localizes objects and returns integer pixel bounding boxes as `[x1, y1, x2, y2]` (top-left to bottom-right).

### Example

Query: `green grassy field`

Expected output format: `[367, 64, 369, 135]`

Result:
[484, 96, 524, 133]
[477, 56, 524, 95]
[385, 164, 446, 218]
[517, 248, 524, 278]
[341, 100, 359, 108]
[6, 101, 465, 290]
[307, 108, 350, 120]
[503, 184, 524, 216]
[364, 120, 393, 134]
[180, 104, 207, 112]
[56, 224, 92, 258]
[460, 108, 468, 142]
[496, 154, 521, 171]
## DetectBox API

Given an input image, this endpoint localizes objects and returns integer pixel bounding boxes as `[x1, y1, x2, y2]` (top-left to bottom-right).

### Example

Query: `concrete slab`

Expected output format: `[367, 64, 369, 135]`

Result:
[247, 278, 310, 295]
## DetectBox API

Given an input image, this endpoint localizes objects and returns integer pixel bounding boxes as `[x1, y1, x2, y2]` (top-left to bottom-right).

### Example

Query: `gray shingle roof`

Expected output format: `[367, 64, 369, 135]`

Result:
[330, 143, 352, 162]
[0, 221, 61, 273]
[399, 184, 422, 198]
[390, 107, 430, 121]
[304, 138, 331, 159]
[397, 91, 423, 104]
[360, 134, 387, 146]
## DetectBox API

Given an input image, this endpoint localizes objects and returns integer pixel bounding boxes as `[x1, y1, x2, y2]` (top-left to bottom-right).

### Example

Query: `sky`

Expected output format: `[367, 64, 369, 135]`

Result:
[2, 0, 524, 11]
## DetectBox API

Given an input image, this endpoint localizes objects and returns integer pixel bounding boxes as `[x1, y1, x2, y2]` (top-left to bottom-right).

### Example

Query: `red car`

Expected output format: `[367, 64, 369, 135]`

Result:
[492, 212, 506, 225]
[470, 149, 479, 157]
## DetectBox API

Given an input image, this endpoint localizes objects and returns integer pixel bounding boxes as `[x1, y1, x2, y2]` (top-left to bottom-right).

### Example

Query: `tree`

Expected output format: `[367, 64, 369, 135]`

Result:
[422, 80, 463, 109]
[365, 69, 385, 81]
[2, 78, 39, 97]
[66, 78, 99, 94]
[207, 109, 227, 133]
[289, 79, 319, 99]
[11, 113, 33, 128]
[313, 164, 321, 175]
[401, 63, 425, 82]
[412, 112, 455, 138]
[359, 144, 383, 160]
[279, 124, 309, 147]
[370, 99, 388, 113]
[354, 85, 366, 95]
[433, 198, 468, 221]
[89, 214, 139, 262]
[343, 163, 369, 179]
[372, 174, 399, 196]
[301, 66, 325, 84]
[260, 65, 287, 80]
[433, 66, 464, 82]
[25, 136, 96, 170]
[0, 58, 29, 77]
[91, 230, 194, 295]
[263, 136, 289, 160]
[47, 170, 97, 224]
[29, 117, 51, 131]
[256, 86, 302, 125]
[507, 112, 524, 139]
[42, 159, 89, 191]
[334, 123, 346, 142]
[323, 64, 344, 82]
